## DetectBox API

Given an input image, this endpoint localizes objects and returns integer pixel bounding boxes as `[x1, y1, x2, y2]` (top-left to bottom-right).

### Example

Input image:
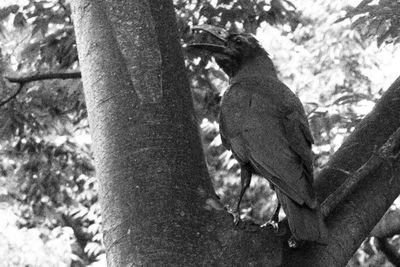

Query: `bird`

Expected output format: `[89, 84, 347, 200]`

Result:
[189, 25, 327, 244]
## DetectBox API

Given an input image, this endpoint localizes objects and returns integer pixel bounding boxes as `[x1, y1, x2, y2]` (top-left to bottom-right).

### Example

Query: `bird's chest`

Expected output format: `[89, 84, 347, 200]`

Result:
[219, 86, 253, 139]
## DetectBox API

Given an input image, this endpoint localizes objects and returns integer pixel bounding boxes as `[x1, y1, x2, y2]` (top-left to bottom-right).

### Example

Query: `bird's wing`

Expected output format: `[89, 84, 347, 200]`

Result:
[283, 111, 314, 182]
[221, 77, 316, 207]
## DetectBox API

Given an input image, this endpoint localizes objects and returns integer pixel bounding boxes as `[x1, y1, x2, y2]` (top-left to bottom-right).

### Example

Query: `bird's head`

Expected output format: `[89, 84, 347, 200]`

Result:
[188, 25, 272, 77]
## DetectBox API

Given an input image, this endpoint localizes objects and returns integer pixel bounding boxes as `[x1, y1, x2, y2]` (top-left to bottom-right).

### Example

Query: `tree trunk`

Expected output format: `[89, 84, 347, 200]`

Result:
[71, 0, 219, 265]
[71, 0, 400, 266]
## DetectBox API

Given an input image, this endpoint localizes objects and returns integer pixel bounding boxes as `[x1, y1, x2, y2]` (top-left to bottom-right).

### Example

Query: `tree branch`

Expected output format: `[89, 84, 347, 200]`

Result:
[4, 71, 81, 83]
[0, 71, 82, 107]
[321, 127, 400, 217]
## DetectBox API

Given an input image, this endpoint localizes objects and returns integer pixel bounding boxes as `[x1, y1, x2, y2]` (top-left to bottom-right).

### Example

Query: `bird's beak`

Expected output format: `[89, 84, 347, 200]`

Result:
[187, 25, 229, 53]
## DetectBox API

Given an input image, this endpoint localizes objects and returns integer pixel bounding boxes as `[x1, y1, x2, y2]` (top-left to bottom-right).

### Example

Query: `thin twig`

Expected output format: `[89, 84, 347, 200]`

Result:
[0, 82, 25, 107]
[321, 127, 400, 217]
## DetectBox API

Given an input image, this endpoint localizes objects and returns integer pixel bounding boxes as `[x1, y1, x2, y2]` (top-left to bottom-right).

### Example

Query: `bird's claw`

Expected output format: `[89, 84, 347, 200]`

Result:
[288, 237, 298, 248]
[262, 219, 279, 233]
[225, 206, 242, 227]
[233, 212, 241, 226]
[288, 236, 304, 249]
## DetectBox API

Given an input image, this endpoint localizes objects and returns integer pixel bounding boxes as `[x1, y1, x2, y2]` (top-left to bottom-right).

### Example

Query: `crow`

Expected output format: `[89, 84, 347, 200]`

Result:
[189, 25, 327, 244]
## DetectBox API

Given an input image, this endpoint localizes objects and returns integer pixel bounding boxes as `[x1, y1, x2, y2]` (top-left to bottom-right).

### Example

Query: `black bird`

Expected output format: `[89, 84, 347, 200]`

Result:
[189, 25, 327, 243]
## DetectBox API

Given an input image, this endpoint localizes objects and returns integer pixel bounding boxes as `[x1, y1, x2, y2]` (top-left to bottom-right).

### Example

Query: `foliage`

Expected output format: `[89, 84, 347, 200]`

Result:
[0, 0, 399, 266]
[0, 0, 100, 265]
[338, 0, 400, 47]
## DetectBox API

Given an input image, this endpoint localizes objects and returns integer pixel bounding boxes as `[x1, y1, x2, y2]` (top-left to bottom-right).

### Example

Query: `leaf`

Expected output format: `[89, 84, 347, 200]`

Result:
[355, 0, 373, 9]
[0, 5, 19, 21]
[217, 0, 233, 4]
[88, 223, 100, 235]
[200, 4, 218, 19]
[92, 233, 103, 242]
[84, 242, 102, 257]
[365, 18, 387, 37]
[377, 27, 392, 47]
[31, 18, 49, 37]
[331, 93, 370, 105]
[13, 12, 26, 28]
[351, 15, 370, 30]
[70, 207, 88, 220]
[283, 0, 297, 10]
[220, 9, 239, 25]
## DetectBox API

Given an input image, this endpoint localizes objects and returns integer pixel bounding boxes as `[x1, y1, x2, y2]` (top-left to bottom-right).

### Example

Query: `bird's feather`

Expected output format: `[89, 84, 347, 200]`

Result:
[276, 188, 327, 242]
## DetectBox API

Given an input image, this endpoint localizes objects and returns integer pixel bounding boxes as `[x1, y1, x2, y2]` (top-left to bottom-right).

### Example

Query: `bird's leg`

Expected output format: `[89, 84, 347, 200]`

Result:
[263, 184, 281, 232]
[234, 164, 252, 225]
[271, 202, 281, 223]
[264, 201, 281, 232]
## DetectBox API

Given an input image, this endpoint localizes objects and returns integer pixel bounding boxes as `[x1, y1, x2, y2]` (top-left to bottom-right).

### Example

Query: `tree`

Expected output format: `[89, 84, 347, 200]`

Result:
[2, 0, 400, 266]
[69, 0, 400, 266]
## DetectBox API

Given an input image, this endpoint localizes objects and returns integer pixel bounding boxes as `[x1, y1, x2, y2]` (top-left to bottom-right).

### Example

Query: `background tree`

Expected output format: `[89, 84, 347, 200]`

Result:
[1, 0, 400, 266]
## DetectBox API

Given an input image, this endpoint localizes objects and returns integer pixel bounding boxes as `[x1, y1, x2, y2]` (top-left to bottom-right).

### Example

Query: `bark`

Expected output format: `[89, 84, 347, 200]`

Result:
[71, 0, 400, 266]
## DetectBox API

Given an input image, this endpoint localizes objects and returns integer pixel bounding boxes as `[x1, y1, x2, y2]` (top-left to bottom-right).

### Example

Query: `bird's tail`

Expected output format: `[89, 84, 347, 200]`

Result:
[276, 188, 328, 244]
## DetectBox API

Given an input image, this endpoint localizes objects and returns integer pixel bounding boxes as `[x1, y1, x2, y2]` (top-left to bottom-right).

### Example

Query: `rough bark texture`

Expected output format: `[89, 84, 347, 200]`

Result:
[71, 0, 400, 266]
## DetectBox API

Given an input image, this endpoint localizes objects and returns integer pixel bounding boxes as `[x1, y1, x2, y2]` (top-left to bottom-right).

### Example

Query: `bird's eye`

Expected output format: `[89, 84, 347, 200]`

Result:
[234, 38, 242, 44]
